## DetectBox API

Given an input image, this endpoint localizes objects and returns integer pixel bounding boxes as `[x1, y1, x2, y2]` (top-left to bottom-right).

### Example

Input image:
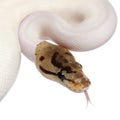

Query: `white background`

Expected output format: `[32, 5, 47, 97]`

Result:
[0, 0, 120, 120]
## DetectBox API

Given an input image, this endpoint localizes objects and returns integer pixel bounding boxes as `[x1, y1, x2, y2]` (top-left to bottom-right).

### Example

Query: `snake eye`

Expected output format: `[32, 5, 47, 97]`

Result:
[79, 64, 82, 68]
[75, 62, 82, 68]
[57, 70, 65, 81]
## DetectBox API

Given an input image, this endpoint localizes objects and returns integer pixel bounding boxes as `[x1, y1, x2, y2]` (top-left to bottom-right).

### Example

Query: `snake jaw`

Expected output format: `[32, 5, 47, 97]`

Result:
[62, 77, 90, 93]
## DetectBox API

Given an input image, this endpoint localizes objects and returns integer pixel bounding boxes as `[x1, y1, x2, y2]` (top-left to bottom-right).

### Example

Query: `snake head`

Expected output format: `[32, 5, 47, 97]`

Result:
[35, 41, 91, 93]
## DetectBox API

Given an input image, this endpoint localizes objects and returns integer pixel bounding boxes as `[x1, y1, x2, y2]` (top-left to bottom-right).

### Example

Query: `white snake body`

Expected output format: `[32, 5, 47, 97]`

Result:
[0, 0, 117, 100]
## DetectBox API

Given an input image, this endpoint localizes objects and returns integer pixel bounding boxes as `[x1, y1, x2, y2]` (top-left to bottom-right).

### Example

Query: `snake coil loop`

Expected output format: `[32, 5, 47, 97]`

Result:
[0, 0, 117, 100]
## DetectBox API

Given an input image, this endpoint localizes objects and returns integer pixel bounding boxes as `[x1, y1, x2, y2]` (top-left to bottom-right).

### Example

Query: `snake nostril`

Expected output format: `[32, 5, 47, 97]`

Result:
[88, 80, 91, 85]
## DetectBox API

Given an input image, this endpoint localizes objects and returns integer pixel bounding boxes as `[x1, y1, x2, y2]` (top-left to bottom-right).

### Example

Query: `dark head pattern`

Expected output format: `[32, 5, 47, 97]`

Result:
[35, 41, 91, 93]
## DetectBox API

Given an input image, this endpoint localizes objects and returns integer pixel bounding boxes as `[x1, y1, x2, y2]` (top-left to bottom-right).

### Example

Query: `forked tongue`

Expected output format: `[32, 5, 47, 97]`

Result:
[84, 90, 91, 105]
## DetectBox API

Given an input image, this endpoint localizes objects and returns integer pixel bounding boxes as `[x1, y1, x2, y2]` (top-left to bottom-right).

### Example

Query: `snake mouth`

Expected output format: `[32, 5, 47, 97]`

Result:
[73, 86, 89, 93]
[80, 86, 89, 92]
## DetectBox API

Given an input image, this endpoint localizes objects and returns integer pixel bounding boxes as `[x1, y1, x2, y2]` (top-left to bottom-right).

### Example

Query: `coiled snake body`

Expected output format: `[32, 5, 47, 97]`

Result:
[0, 0, 117, 101]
